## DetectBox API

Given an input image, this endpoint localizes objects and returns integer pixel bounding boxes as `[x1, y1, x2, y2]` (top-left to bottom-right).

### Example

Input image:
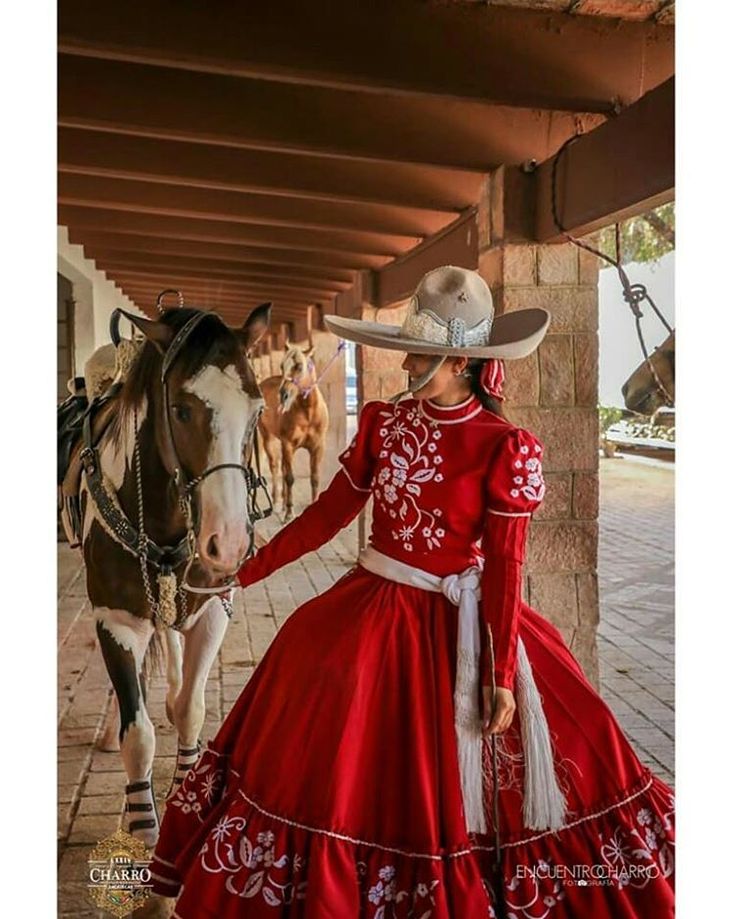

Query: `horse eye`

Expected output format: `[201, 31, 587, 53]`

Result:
[172, 404, 191, 423]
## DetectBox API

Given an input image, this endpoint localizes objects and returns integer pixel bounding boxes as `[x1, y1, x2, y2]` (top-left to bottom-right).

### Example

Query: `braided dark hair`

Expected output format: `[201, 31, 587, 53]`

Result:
[464, 358, 505, 418]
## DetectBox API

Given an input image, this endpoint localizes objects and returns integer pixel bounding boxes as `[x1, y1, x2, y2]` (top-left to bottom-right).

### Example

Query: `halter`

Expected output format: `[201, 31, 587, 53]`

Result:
[106, 305, 273, 615]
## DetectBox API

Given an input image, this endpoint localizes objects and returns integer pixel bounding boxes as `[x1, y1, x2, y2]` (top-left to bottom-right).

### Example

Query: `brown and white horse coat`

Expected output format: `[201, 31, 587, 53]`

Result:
[80, 304, 269, 846]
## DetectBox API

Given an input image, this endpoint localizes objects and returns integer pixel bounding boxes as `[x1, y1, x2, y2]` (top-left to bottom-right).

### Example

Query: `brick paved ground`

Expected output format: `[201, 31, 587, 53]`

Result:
[57, 456, 674, 914]
[597, 455, 675, 788]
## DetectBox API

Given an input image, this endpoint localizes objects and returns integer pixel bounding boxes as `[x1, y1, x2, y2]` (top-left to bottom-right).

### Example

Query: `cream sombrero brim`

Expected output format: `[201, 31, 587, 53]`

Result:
[324, 307, 550, 359]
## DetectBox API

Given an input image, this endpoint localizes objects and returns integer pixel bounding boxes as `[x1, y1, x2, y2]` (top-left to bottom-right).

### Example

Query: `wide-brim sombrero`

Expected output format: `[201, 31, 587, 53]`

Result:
[324, 265, 550, 360]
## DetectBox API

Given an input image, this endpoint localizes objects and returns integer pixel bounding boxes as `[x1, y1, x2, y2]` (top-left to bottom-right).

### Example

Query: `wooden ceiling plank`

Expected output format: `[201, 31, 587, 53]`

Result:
[58, 127, 481, 213]
[59, 0, 673, 111]
[57, 172, 437, 238]
[99, 266, 343, 298]
[58, 205, 414, 259]
[58, 55, 606, 172]
[535, 77, 674, 241]
[66, 227, 381, 272]
[81, 247, 355, 286]
[106, 272, 338, 303]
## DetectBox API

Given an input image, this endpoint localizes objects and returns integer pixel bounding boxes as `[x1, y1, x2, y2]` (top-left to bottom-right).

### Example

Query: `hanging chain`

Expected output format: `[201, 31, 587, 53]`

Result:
[550, 136, 674, 409]
[133, 404, 189, 629]
[133, 403, 162, 622]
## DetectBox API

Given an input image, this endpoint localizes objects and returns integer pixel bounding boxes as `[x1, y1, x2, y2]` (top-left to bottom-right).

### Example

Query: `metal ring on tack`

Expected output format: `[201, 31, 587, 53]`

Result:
[156, 289, 185, 314]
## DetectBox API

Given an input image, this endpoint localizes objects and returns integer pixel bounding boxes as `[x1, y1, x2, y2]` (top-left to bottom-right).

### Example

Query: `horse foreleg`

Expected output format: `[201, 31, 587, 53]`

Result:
[169, 598, 228, 798]
[309, 442, 324, 504]
[95, 607, 159, 847]
[164, 629, 183, 726]
[282, 441, 295, 521]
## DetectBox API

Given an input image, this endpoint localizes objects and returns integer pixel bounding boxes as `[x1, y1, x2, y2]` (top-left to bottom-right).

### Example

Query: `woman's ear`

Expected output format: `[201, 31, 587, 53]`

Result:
[451, 355, 469, 375]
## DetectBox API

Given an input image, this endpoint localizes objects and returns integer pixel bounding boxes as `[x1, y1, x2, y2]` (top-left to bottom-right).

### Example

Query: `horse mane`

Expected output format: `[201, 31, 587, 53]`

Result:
[106, 308, 245, 448]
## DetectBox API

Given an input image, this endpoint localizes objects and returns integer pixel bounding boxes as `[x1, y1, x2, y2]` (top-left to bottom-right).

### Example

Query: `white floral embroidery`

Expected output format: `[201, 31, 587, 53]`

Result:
[484, 860, 565, 919]
[201, 813, 308, 905]
[598, 793, 675, 891]
[373, 406, 446, 552]
[509, 441, 545, 503]
[357, 861, 440, 917]
[169, 754, 224, 824]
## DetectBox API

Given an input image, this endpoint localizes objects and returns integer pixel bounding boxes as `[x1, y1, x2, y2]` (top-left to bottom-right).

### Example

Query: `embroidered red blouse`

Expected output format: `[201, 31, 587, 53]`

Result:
[238, 394, 545, 691]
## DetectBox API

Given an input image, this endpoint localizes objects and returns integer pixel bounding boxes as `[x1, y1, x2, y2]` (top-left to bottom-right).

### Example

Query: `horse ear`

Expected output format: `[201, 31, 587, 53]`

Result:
[113, 309, 174, 355]
[303, 344, 316, 359]
[238, 302, 272, 353]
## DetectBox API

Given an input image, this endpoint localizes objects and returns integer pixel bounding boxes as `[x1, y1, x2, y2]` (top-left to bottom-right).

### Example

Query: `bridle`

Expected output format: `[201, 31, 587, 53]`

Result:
[107, 306, 273, 619]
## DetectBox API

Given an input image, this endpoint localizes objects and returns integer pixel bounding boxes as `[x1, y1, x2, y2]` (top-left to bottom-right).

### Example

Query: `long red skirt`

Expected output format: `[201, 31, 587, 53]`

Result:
[151, 567, 675, 917]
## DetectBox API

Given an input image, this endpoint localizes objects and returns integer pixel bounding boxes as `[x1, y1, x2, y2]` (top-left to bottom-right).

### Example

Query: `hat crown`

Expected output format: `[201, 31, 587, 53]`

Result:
[400, 266, 494, 349]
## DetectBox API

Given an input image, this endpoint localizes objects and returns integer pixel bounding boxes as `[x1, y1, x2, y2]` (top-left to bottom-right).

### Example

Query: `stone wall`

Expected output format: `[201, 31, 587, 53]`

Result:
[478, 241, 601, 685]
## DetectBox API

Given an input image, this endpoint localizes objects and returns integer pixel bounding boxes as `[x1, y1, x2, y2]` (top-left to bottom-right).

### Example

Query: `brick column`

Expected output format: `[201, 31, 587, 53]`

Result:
[478, 241, 602, 686]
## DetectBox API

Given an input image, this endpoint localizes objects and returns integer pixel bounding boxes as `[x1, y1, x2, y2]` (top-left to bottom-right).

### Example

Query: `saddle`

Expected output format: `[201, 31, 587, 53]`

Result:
[58, 385, 121, 545]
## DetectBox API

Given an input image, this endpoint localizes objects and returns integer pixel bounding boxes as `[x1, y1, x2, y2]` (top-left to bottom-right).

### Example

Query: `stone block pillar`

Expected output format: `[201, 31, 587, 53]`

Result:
[478, 239, 601, 686]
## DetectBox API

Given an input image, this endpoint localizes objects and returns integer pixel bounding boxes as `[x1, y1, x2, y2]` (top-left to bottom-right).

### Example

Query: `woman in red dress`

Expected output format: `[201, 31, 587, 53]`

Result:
[151, 267, 675, 917]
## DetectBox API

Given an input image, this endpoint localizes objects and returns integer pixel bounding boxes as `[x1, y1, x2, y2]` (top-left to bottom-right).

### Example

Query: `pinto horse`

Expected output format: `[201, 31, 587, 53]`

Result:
[621, 329, 675, 416]
[68, 304, 270, 846]
[258, 342, 329, 521]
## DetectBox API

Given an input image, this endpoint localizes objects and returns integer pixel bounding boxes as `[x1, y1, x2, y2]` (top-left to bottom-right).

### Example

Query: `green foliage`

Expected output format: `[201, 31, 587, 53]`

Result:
[598, 405, 623, 434]
[592, 202, 675, 266]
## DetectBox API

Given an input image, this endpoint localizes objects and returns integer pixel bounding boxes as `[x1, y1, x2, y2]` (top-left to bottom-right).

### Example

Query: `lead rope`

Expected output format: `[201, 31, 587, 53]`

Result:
[551, 135, 674, 408]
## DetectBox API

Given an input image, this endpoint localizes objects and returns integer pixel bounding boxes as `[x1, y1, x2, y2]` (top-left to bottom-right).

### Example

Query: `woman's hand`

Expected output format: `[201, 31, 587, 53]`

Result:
[482, 686, 516, 735]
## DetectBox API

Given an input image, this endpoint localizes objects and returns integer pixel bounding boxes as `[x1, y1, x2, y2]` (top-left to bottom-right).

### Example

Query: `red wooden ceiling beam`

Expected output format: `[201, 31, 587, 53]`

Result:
[535, 77, 675, 241]
[58, 205, 413, 260]
[58, 127, 482, 213]
[65, 227, 380, 272]
[106, 272, 337, 303]
[58, 55, 604, 172]
[57, 172, 439, 239]
[81, 247, 354, 287]
[59, 0, 673, 111]
[99, 266, 342, 300]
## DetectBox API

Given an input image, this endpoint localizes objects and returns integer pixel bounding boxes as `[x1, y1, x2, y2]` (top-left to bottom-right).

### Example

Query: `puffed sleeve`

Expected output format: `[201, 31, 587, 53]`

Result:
[480, 427, 545, 690]
[237, 400, 385, 588]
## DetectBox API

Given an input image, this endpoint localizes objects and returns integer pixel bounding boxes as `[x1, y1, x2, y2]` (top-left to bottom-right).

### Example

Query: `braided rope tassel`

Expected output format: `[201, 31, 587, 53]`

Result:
[515, 638, 567, 830]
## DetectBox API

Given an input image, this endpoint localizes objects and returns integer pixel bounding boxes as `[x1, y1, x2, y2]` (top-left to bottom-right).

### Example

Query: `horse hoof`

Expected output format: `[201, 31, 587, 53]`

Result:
[97, 725, 121, 752]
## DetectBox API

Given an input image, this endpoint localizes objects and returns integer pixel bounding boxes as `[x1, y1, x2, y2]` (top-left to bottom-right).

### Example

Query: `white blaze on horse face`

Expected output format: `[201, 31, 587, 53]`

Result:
[184, 363, 259, 575]
[279, 348, 314, 413]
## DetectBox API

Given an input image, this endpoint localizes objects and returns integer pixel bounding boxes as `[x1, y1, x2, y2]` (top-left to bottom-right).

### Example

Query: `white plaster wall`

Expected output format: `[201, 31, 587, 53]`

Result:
[57, 225, 144, 370]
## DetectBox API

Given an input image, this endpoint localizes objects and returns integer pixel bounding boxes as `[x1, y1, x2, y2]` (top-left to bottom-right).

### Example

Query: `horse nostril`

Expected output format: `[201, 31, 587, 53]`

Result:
[206, 534, 220, 560]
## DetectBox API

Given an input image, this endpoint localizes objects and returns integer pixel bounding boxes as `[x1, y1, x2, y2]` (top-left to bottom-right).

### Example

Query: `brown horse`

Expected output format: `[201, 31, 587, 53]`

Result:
[258, 343, 329, 521]
[63, 304, 270, 846]
[621, 329, 675, 416]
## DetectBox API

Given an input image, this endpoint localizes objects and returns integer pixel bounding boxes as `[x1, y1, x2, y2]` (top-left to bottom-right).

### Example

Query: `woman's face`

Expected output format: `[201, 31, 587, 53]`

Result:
[400, 352, 469, 401]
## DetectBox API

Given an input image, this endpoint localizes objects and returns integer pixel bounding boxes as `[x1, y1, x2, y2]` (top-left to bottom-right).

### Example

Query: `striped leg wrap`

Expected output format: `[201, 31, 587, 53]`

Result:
[166, 741, 201, 800]
[125, 774, 159, 844]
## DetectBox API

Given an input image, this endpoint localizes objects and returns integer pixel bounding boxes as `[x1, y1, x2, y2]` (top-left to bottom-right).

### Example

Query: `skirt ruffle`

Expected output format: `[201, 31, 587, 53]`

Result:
[150, 567, 675, 917]
[151, 746, 674, 917]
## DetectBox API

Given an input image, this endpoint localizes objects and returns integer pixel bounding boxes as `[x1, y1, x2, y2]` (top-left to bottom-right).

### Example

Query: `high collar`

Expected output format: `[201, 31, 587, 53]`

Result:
[417, 393, 483, 424]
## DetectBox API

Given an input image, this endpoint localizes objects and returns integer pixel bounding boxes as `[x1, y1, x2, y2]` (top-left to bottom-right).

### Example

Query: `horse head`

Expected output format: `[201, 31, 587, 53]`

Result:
[621, 329, 675, 416]
[120, 303, 271, 582]
[278, 341, 317, 413]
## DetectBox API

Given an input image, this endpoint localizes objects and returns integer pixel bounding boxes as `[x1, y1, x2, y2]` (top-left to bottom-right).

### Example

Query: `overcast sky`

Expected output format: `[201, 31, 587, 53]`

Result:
[598, 251, 675, 408]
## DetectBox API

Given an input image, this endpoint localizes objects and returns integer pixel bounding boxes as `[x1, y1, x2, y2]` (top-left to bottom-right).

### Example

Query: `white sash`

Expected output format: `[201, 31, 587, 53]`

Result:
[358, 545, 567, 834]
